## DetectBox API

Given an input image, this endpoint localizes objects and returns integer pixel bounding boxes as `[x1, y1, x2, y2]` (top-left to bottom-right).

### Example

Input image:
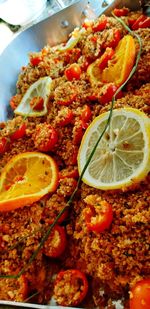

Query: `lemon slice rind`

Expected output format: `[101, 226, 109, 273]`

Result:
[78, 108, 150, 190]
[14, 77, 52, 117]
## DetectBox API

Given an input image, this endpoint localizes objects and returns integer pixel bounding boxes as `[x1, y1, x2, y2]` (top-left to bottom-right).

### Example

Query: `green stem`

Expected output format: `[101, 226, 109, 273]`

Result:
[0, 15, 142, 279]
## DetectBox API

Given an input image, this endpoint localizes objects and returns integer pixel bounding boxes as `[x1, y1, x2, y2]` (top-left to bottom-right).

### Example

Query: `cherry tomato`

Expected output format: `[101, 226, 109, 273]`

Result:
[100, 84, 123, 105]
[131, 15, 148, 30]
[128, 18, 136, 28]
[80, 105, 92, 129]
[98, 48, 114, 71]
[138, 17, 150, 29]
[0, 137, 10, 154]
[81, 105, 92, 123]
[130, 279, 150, 309]
[10, 123, 26, 141]
[67, 146, 78, 165]
[30, 56, 42, 66]
[92, 16, 107, 32]
[73, 122, 84, 145]
[113, 8, 129, 17]
[59, 168, 79, 179]
[54, 269, 88, 306]
[34, 123, 58, 152]
[56, 83, 77, 106]
[57, 108, 73, 126]
[30, 96, 44, 111]
[104, 29, 121, 49]
[43, 225, 67, 258]
[65, 63, 82, 81]
[84, 200, 113, 233]
[64, 48, 81, 64]
[9, 94, 22, 110]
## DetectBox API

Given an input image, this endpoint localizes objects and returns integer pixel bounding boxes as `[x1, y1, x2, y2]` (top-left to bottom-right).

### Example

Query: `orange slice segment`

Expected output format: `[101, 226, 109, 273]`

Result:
[0, 152, 59, 212]
[87, 35, 136, 86]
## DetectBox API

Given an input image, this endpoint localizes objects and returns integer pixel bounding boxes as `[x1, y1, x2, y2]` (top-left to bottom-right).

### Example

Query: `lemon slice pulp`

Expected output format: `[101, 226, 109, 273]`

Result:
[78, 108, 150, 190]
[14, 76, 52, 117]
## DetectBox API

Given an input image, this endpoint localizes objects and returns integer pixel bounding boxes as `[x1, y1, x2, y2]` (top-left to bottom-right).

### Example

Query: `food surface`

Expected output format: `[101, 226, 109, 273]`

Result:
[0, 7, 150, 309]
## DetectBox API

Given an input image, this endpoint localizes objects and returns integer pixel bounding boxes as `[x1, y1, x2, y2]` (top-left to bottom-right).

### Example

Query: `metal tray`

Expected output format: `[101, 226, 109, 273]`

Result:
[0, 0, 146, 308]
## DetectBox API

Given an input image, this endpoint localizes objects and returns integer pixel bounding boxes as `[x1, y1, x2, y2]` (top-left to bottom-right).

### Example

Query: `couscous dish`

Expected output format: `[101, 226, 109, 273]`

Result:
[0, 7, 150, 309]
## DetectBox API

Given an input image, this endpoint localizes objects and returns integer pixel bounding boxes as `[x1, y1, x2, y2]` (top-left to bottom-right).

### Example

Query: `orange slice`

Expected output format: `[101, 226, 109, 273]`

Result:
[0, 152, 59, 212]
[87, 35, 136, 86]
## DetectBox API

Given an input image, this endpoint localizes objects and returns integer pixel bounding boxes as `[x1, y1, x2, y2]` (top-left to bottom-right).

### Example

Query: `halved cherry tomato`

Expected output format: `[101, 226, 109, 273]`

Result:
[54, 269, 88, 306]
[128, 18, 136, 28]
[131, 15, 148, 30]
[10, 123, 26, 141]
[92, 16, 107, 32]
[55, 83, 77, 106]
[113, 8, 129, 17]
[81, 105, 92, 122]
[59, 168, 79, 179]
[98, 48, 114, 70]
[104, 29, 121, 49]
[30, 96, 44, 111]
[100, 84, 123, 105]
[84, 200, 113, 233]
[138, 17, 150, 29]
[34, 123, 58, 152]
[80, 105, 92, 129]
[30, 56, 42, 66]
[43, 225, 67, 258]
[0, 137, 10, 154]
[130, 279, 150, 309]
[10, 94, 22, 110]
[65, 63, 82, 81]
[73, 122, 84, 145]
[57, 108, 73, 126]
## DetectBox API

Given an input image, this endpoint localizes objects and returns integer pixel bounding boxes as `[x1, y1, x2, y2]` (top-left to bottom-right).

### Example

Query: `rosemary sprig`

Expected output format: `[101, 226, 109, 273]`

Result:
[0, 16, 142, 279]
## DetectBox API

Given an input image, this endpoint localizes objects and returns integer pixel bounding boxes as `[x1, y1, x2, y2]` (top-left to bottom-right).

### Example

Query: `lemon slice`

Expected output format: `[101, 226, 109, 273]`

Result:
[14, 77, 52, 117]
[57, 28, 85, 52]
[78, 108, 150, 190]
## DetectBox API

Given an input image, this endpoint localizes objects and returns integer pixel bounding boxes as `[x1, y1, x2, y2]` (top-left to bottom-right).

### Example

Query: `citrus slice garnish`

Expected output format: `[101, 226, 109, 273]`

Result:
[0, 152, 59, 212]
[87, 35, 136, 86]
[78, 108, 150, 190]
[14, 77, 52, 117]
[57, 28, 85, 52]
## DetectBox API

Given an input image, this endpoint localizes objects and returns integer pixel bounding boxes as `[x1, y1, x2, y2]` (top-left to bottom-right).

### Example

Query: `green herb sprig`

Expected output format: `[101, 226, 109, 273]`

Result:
[0, 15, 142, 279]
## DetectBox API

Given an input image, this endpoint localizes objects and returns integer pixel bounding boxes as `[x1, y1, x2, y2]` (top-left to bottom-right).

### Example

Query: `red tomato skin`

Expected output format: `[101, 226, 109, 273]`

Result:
[130, 279, 150, 309]
[113, 8, 129, 17]
[73, 123, 84, 145]
[84, 202, 113, 233]
[138, 17, 150, 29]
[57, 93, 77, 106]
[81, 105, 92, 123]
[98, 48, 115, 71]
[55, 269, 88, 306]
[131, 15, 147, 30]
[30, 56, 42, 66]
[58, 110, 73, 126]
[0, 137, 10, 154]
[100, 84, 123, 105]
[34, 124, 58, 152]
[43, 225, 67, 258]
[92, 16, 107, 32]
[65, 63, 81, 81]
[104, 30, 121, 49]
[59, 168, 79, 180]
[10, 123, 26, 141]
